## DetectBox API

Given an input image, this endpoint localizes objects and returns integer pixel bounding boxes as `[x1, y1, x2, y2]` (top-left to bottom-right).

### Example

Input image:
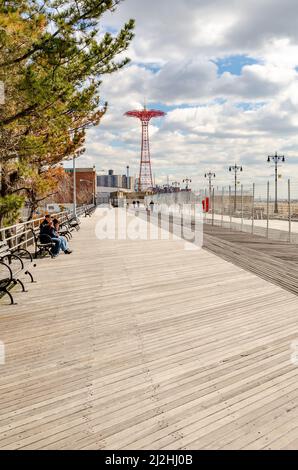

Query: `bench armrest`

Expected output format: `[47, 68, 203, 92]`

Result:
[12, 247, 33, 262]
[0, 253, 24, 270]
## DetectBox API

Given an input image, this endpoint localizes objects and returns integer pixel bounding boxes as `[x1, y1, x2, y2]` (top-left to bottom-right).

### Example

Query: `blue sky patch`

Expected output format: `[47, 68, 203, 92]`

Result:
[148, 102, 210, 113]
[135, 63, 162, 74]
[235, 101, 266, 111]
[214, 55, 259, 76]
[103, 26, 119, 35]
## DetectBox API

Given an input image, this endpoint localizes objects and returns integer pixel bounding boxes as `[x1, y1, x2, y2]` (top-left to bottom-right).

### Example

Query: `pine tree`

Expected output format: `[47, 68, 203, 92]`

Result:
[0, 0, 135, 225]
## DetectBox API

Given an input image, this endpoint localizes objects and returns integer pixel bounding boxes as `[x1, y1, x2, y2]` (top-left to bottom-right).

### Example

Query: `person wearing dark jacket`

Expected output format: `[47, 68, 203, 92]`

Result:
[40, 215, 72, 257]
[40, 214, 52, 236]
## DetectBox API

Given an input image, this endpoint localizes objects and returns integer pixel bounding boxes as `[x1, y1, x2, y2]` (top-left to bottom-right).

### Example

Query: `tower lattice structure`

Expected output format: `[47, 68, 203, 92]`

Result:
[125, 107, 165, 191]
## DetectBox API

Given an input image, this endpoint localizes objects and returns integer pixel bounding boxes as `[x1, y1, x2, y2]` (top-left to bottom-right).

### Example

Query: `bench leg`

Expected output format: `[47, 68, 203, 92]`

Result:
[36, 247, 53, 258]
[14, 278, 27, 293]
[25, 270, 35, 283]
[47, 248, 54, 258]
[1, 288, 15, 305]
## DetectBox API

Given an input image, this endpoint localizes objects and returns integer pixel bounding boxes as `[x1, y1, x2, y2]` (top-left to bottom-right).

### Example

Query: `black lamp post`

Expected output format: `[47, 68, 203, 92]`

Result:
[204, 172, 216, 207]
[229, 164, 243, 212]
[267, 152, 285, 214]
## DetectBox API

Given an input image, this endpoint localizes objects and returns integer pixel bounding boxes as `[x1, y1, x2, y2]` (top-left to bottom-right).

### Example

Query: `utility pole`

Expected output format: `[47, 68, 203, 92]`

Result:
[229, 164, 243, 212]
[267, 152, 285, 214]
[126, 165, 130, 190]
[204, 172, 216, 209]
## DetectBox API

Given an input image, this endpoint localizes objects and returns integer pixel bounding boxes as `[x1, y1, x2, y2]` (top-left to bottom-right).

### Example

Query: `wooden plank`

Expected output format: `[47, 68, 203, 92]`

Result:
[0, 209, 298, 449]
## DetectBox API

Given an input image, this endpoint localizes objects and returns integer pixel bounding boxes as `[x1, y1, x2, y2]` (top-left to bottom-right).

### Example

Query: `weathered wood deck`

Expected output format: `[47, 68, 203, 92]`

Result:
[203, 224, 298, 296]
[0, 209, 298, 450]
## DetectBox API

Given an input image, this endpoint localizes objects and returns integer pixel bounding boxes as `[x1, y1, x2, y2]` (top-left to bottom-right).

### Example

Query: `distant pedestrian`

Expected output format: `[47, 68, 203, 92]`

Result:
[136, 200, 140, 208]
[133, 200, 136, 209]
[149, 200, 154, 212]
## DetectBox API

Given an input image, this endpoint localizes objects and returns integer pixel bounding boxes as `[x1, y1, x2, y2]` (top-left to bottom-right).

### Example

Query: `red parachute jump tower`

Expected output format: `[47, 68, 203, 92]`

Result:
[125, 106, 166, 192]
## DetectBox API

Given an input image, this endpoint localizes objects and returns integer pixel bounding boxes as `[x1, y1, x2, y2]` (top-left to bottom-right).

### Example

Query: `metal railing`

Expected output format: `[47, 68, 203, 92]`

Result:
[143, 181, 298, 245]
[202, 180, 298, 244]
[0, 204, 95, 251]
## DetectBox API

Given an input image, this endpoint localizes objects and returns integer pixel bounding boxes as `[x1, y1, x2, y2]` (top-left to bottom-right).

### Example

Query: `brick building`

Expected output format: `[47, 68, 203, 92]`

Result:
[54, 167, 97, 205]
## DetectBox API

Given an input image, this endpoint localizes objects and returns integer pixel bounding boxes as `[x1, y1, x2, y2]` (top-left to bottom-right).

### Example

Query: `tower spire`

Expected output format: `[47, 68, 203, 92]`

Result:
[125, 107, 166, 191]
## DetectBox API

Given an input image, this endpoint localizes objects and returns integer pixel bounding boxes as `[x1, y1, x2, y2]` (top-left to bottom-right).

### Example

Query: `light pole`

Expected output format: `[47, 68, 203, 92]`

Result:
[267, 152, 285, 214]
[126, 166, 130, 189]
[229, 164, 243, 212]
[204, 172, 216, 209]
[69, 129, 78, 217]
[183, 177, 192, 191]
[73, 154, 77, 217]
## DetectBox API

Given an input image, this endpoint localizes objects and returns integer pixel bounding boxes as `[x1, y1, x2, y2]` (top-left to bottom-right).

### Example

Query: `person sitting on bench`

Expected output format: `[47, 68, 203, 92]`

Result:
[40, 214, 52, 234]
[42, 217, 72, 257]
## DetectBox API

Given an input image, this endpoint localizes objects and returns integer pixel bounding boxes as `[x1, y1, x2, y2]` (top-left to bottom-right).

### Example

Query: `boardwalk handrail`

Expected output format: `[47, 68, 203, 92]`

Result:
[0, 204, 95, 250]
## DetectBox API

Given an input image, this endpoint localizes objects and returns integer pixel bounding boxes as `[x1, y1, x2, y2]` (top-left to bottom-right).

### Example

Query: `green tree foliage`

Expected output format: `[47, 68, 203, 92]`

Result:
[0, 194, 24, 227]
[0, 0, 134, 226]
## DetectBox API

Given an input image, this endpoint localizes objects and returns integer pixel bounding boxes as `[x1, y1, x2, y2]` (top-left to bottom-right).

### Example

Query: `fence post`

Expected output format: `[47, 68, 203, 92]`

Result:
[204, 188, 207, 224]
[221, 186, 224, 227]
[251, 183, 255, 235]
[288, 179, 292, 243]
[229, 185, 232, 230]
[241, 184, 243, 233]
[266, 181, 270, 239]
[212, 187, 215, 226]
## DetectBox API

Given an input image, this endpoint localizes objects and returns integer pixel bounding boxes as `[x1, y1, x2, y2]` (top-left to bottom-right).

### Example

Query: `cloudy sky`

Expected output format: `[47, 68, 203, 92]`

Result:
[73, 0, 298, 194]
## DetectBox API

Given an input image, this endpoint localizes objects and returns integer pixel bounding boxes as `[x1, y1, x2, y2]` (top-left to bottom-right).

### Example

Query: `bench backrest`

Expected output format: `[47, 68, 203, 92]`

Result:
[0, 241, 11, 258]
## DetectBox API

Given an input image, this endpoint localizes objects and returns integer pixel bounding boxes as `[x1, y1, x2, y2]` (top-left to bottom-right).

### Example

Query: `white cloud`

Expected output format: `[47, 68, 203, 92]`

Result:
[75, 0, 298, 189]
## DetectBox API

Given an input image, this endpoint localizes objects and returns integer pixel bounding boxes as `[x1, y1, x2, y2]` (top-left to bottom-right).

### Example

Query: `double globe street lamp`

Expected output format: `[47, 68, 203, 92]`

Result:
[229, 164, 243, 212]
[267, 152, 285, 214]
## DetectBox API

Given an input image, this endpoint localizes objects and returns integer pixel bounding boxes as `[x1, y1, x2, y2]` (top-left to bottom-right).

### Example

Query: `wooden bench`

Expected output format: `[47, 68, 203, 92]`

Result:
[84, 207, 96, 217]
[66, 214, 81, 231]
[0, 241, 36, 304]
[56, 222, 72, 241]
[30, 223, 74, 258]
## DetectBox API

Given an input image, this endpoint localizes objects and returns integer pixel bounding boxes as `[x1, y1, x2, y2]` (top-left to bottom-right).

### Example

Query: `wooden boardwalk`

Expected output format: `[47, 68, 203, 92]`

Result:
[203, 224, 298, 296]
[0, 209, 298, 450]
